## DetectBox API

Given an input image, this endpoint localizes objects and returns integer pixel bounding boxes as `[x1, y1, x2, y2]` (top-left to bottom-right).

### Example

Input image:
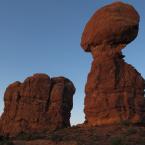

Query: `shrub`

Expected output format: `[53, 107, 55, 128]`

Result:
[0, 140, 13, 145]
[15, 132, 31, 140]
[51, 134, 62, 142]
[120, 120, 132, 127]
[110, 136, 126, 145]
[126, 127, 137, 136]
[138, 138, 145, 145]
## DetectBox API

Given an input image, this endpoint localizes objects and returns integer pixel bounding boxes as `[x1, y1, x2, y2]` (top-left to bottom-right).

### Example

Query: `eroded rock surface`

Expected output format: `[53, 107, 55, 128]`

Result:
[81, 2, 145, 126]
[0, 74, 75, 137]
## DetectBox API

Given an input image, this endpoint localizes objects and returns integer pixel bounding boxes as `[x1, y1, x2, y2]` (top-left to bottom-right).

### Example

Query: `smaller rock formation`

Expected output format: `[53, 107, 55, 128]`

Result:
[81, 2, 145, 126]
[0, 74, 75, 137]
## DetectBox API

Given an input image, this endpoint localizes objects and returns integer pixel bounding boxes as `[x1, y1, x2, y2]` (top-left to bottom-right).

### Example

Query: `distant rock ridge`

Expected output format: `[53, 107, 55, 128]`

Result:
[0, 74, 75, 137]
[81, 2, 145, 126]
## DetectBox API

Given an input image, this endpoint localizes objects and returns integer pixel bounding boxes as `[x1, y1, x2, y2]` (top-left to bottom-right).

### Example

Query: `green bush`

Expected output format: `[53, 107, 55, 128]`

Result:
[51, 134, 62, 142]
[15, 132, 45, 140]
[137, 138, 145, 145]
[0, 140, 13, 145]
[110, 136, 126, 145]
[15, 132, 30, 140]
[126, 127, 137, 136]
[120, 120, 132, 127]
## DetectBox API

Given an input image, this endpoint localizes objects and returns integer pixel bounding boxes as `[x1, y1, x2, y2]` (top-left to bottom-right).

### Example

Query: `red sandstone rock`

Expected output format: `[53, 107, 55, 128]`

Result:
[84, 52, 145, 125]
[0, 74, 75, 137]
[81, 2, 145, 126]
[81, 2, 139, 52]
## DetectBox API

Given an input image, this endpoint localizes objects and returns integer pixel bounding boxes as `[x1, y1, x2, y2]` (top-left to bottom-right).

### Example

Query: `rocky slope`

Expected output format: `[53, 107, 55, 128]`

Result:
[2, 124, 145, 145]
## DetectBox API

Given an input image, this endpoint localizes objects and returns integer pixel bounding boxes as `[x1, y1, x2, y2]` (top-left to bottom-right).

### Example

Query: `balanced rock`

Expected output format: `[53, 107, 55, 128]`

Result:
[0, 74, 75, 137]
[81, 2, 139, 52]
[81, 2, 145, 126]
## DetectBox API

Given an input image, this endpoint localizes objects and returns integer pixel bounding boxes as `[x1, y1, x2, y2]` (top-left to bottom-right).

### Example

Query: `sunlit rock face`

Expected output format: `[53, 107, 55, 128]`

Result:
[0, 74, 75, 137]
[81, 2, 145, 126]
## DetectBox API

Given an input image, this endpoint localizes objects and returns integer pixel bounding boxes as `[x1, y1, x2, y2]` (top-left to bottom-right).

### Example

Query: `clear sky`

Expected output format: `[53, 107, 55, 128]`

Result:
[0, 0, 145, 125]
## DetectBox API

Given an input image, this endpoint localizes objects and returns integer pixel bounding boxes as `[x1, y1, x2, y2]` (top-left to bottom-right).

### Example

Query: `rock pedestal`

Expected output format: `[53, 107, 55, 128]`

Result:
[81, 2, 145, 126]
[0, 74, 75, 136]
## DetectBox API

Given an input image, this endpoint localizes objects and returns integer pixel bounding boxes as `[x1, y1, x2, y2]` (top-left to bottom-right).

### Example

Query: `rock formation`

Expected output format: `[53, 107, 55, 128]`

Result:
[0, 74, 75, 137]
[81, 2, 145, 126]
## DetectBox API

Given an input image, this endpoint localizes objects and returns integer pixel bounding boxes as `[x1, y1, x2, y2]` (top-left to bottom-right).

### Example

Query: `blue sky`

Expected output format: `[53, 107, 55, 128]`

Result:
[0, 0, 145, 125]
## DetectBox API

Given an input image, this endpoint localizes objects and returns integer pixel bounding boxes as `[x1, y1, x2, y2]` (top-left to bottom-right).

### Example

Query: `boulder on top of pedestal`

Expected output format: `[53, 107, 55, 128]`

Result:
[81, 2, 139, 52]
